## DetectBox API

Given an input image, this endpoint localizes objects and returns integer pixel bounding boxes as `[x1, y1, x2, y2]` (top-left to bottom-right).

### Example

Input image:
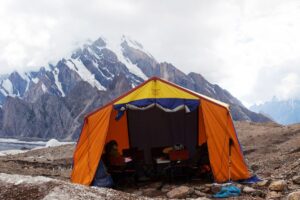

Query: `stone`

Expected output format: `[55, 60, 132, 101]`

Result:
[252, 190, 266, 198]
[166, 186, 192, 199]
[267, 191, 282, 199]
[194, 186, 206, 191]
[292, 176, 300, 184]
[251, 164, 260, 171]
[288, 191, 300, 200]
[195, 190, 207, 197]
[269, 180, 287, 191]
[132, 190, 143, 196]
[235, 183, 243, 189]
[202, 187, 211, 193]
[142, 188, 158, 196]
[257, 179, 269, 187]
[243, 186, 256, 193]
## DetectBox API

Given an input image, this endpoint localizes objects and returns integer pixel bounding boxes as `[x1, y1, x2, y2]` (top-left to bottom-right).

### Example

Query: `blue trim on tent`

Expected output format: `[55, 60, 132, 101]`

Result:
[114, 98, 199, 120]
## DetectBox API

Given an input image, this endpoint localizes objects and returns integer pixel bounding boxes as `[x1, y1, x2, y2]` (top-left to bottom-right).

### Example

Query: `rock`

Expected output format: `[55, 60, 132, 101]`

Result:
[252, 190, 266, 198]
[251, 164, 260, 171]
[257, 179, 269, 187]
[269, 180, 287, 191]
[161, 184, 172, 193]
[267, 191, 282, 199]
[235, 183, 243, 189]
[195, 190, 207, 197]
[288, 191, 300, 200]
[292, 176, 300, 184]
[243, 186, 256, 193]
[166, 186, 192, 199]
[142, 188, 157, 196]
[132, 190, 143, 196]
[194, 198, 211, 200]
[201, 187, 211, 193]
[194, 186, 206, 191]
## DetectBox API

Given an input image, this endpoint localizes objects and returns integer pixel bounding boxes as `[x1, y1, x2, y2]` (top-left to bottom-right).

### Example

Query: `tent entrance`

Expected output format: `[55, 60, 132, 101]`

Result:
[126, 106, 199, 164]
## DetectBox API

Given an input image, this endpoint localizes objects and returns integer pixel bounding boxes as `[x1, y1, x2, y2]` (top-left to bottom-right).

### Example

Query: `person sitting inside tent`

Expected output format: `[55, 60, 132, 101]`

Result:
[103, 140, 126, 167]
[92, 159, 114, 187]
[192, 143, 212, 180]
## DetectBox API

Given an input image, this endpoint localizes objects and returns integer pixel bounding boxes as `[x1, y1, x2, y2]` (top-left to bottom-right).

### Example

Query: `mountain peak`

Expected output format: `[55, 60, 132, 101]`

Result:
[0, 35, 271, 140]
[121, 35, 144, 50]
[92, 37, 106, 48]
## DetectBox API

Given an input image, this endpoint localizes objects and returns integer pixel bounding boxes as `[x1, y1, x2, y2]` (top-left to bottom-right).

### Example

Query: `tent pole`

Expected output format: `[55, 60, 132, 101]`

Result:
[228, 138, 233, 182]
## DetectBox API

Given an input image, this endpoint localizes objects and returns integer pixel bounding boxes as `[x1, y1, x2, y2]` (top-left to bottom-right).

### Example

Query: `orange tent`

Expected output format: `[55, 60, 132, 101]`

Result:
[71, 77, 251, 185]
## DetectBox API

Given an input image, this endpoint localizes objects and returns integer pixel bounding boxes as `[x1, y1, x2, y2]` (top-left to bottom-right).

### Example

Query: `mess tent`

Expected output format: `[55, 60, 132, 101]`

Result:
[71, 77, 252, 186]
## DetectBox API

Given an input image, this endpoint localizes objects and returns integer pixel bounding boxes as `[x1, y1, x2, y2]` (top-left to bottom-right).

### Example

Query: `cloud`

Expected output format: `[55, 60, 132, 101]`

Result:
[244, 61, 300, 104]
[0, 0, 300, 105]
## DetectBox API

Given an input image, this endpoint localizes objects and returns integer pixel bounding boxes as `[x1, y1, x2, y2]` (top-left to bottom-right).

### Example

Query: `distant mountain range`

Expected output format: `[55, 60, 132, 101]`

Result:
[250, 97, 300, 125]
[0, 36, 270, 140]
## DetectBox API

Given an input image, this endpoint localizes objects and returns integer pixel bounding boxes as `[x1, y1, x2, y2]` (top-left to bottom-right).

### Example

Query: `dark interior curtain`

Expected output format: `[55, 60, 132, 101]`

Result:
[126, 107, 198, 164]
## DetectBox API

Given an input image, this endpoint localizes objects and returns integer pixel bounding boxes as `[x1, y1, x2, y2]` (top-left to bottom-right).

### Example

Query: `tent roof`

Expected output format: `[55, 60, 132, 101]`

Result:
[86, 77, 229, 118]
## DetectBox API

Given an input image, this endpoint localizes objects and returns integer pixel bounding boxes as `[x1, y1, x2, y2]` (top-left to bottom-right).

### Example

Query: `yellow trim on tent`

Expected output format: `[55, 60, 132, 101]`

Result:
[114, 79, 199, 105]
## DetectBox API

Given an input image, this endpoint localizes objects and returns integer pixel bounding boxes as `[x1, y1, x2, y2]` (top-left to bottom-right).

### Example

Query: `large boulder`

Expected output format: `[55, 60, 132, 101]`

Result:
[257, 179, 269, 187]
[288, 191, 300, 200]
[269, 180, 287, 191]
[292, 176, 300, 184]
[166, 186, 192, 199]
[243, 186, 256, 193]
[267, 191, 282, 199]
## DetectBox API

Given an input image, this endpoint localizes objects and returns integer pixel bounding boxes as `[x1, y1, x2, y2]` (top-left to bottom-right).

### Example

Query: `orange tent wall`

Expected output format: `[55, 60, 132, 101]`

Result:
[198, 105, 207, 145]
[71, 105, 113, 185]
[105, 109, 130, 153]
[201, 99, 250, 182]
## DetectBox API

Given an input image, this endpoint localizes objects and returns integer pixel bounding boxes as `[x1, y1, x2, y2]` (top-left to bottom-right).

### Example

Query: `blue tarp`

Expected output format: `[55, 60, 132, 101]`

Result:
[92, 160, 113, 188]
[213, 185, 241, 198]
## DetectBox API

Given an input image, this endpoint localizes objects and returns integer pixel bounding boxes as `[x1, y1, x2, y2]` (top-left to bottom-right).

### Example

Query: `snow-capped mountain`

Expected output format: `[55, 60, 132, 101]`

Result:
[0, 36, 270, 140]
[250, 97, 300, 125]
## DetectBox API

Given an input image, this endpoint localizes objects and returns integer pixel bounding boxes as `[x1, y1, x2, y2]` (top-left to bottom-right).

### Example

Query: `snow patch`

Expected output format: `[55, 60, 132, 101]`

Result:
[206, 83, 216, 94]
[121, 35, 154, 59]
[41, 83, 47, 93]
[0, 138, 74, 156]
[31, 77, 39, 84]
[66, 59, 106, 91]
[87, 47, 100, 60]
[0, 149, 26, 156]
[1, 79, 15, 96]
[45, 139, 71, 147]
[0, 138, 46, 145]
[0, 173, 53, 184]
[53, 68, 65, 97]
[91, 61, 112, 80]
[105, 38, 148, 80]
[19, 72, 30, 93]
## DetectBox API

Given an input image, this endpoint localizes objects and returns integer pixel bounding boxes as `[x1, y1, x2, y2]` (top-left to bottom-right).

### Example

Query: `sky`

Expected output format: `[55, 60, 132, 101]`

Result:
[1, 0, 300, 106]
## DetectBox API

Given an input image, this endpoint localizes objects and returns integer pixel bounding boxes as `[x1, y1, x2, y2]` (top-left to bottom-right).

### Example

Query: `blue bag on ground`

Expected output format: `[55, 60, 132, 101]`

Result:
[213, 185, 241, 198]
[92, 160, 114, 187]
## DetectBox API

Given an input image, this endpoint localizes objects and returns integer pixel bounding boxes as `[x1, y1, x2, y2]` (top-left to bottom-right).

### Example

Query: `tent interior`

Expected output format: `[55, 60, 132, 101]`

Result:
[126, 106, 199, 164]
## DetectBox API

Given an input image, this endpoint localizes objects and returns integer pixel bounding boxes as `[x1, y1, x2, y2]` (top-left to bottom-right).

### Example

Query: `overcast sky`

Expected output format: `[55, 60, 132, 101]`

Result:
[1, 0, 300, 106]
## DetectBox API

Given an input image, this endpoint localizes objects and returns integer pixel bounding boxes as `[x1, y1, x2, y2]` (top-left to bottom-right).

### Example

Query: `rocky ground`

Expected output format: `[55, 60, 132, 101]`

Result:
[0, 121, 299, 199]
